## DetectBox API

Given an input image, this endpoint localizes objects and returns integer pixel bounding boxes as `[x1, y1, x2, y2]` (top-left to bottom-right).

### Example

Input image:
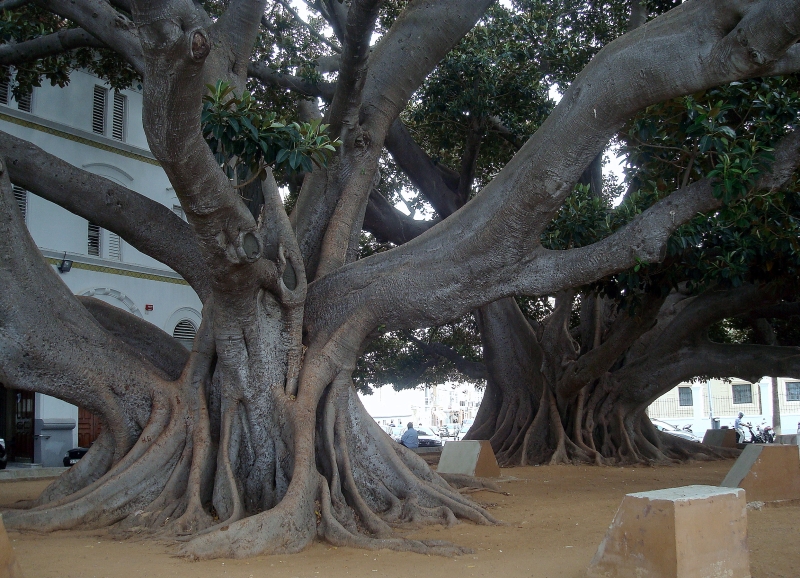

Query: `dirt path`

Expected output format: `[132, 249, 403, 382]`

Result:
[1, 460, 797, 577]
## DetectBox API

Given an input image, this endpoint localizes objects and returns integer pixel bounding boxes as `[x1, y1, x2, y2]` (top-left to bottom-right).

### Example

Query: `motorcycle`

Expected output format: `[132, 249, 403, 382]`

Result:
[757, 423, 775, 443]
[739, 422, 766, 444]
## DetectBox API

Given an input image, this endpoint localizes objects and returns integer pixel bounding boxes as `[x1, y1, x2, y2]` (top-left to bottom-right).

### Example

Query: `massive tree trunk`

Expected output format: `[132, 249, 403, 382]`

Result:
[2, 0, 800, 561]
[466, 285, 800, 466]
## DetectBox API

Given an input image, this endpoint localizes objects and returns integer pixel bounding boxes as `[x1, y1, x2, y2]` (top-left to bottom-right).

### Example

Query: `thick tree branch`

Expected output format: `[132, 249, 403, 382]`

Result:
[557, 292, 667, 400]
[36, 0, 144, 75]
[385, 120, 461, 218]
[0, 131, 212, 301]
[247, 62, 335, 100]
[276, 0, 341, 53]
[0, 28, 104, 66]
[326, 0, 382, 136]
[0, 0, 30, 11]
[306, 0, 800, 346]
[215, 0, 268, 82]
[360, 0, 494, 135]
[363, 190, 438, 245]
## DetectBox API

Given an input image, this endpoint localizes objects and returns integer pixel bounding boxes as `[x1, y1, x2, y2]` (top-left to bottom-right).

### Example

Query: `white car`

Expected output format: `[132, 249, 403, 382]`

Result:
[456, 418, 475, 440]
[650, 419, 701, 442]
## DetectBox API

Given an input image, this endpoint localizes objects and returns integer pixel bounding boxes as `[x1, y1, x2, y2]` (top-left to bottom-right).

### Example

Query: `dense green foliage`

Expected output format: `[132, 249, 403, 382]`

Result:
[202, 80, 339, 180]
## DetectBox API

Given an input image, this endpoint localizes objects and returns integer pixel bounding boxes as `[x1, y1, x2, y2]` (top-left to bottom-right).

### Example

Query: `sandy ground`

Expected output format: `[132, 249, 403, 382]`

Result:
[0, 460, 798, 578]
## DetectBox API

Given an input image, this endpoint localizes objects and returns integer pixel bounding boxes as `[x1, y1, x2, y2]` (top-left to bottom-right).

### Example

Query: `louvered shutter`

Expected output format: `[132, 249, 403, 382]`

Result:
[92, 86, 107, 135]
[12, 185, 27, 222]
[16, 90, 31, 112]
[111, 92, 125, 141]
[173, 320, 197, 349]
[108, 233, 122, 260]
[88, 222, 101, 256]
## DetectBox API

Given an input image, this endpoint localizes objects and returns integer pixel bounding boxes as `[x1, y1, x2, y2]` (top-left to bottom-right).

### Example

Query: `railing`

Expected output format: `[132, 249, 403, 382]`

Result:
[709, 395, 761, 417]
[646, 398, 694, 418]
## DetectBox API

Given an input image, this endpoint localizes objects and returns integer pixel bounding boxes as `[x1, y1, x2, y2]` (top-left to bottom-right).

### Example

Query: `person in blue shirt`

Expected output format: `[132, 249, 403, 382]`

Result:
[400, 422, 419, 448]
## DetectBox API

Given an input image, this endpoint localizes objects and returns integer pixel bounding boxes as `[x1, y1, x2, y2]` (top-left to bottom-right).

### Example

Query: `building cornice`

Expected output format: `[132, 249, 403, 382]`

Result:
[40, 249, 188, 286]
[0, 108, 160, 167]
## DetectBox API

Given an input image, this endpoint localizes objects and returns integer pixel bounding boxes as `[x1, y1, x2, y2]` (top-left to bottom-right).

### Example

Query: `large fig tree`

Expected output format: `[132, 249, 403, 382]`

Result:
[2, 0, 800, 560]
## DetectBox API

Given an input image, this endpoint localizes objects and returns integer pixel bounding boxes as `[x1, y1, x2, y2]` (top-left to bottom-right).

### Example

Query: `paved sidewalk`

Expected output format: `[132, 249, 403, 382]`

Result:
[0, 465, 67, 482]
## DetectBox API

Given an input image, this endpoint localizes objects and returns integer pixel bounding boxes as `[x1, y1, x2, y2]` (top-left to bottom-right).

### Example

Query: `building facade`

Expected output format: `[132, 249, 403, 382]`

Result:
[647, 377, 800, 435]
[0, 69, 202, 466]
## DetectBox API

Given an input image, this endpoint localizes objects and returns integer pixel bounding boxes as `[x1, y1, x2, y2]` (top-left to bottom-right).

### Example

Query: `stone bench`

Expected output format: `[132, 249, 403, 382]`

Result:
[588, 485, 748, 578]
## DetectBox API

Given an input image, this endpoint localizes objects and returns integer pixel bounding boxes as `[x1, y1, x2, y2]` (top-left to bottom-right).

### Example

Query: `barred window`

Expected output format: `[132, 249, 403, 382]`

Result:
[678, 387, 693, 407]
[732, 383, 753, 405]
[787, 382, 800, 402]
[107, 233, 122, 261]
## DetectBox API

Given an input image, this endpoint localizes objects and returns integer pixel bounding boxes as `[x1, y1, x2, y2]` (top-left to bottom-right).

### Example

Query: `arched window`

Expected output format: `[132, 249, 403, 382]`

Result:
[172, 319, 197, 349]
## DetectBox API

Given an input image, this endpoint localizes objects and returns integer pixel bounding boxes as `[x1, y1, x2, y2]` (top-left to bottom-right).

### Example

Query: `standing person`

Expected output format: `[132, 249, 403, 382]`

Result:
[400, 422, 419, 448]
[734, 412, 745, 442]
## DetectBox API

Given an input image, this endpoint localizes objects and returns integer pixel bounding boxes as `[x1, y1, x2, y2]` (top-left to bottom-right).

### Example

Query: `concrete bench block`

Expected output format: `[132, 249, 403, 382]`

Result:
[435, 440, 500, 478]
[721, 444, 800, 502]
[702, 429, 738, 448]
[775, 434, 798, 445]
[0, 514, 24, 578]
[587, 485, 748, 578]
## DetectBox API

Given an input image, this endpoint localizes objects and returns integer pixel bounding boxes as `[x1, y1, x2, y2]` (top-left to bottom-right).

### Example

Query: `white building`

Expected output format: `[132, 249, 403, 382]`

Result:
[0, 69, 202, 466]
[647, 377, 800, 436]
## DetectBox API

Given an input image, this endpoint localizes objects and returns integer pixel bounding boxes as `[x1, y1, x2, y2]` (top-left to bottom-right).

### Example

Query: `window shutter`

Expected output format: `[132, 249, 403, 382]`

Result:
[108, 233, 122, 260]
[92, 86, 107, 135]
[111, 92, 125, 141]
[173, 320, 197, 349]
[12, 185, 27, 222]
[172, 204, 186, 221]
[0, 74, 8, 106]
[16, 91, 32, 113]
[88, 222, 101, 256]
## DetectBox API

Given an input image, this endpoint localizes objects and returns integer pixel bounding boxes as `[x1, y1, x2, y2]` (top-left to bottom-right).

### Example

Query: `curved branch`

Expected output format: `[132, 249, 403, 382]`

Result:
[306, 0, 800, 345]
[37, 0, 144, 75]
[276, 0, 341, 53]
[0, 131, 212, 301]
[247, 63, 335, 100]
[326, 0, 382, 137]
[0, 0, 30, 10]
[384, 120, 461, 218]
[363, 190, 438, 245]
[0, 28, 104, 66]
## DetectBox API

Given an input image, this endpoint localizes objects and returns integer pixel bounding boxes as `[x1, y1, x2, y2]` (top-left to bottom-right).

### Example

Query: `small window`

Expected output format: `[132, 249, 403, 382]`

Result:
[107, 233, 122, 261]
[111, 92, 126, 141]
[173, 319, 197, 349]
[92, 86, 107, 135]
[787, 382, 800, 402]
[16, 90, 31, 113]
[87, 222, 101, 256]
[678, 387, 693, 407]
[732, 383, 753, 405]
[12, 185, 27, 222]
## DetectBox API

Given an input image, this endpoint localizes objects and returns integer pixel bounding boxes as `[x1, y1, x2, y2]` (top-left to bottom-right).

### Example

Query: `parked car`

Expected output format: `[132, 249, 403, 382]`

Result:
[63, 447, 89, 467]
[0, 438, 6, 470]
[650, 419, 701, 442]
[456, 418, 475, 440]
[392, 425, 442, 447]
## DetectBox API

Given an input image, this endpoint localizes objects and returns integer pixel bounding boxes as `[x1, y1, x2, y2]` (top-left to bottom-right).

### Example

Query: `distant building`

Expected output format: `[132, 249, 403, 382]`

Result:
[647, 377, 800, 434]
[0, 69, 201, 466]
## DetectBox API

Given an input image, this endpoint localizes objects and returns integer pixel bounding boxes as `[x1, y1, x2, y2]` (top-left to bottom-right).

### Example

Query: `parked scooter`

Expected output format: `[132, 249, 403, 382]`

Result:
[757, 422, 775, 443]
[739, 422, 766, 444]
